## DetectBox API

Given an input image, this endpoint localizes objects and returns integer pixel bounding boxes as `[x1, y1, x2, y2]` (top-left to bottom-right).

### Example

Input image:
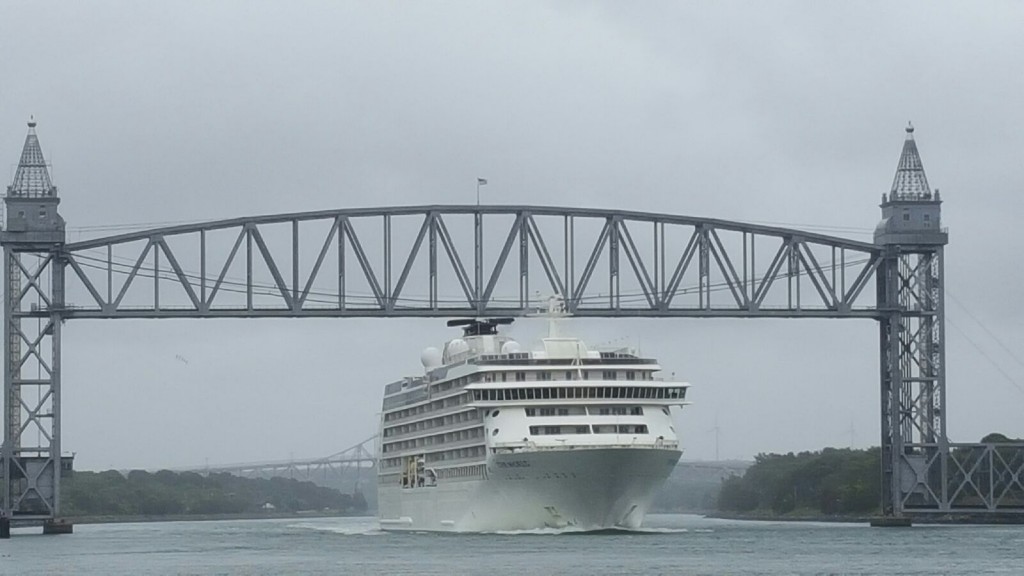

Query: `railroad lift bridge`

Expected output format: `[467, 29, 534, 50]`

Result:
[2, 120, 1023, 536]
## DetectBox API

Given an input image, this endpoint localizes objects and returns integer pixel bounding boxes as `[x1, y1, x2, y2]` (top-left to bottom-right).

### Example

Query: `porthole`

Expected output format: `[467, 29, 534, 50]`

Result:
[492, 428, 500, 436]
[491, 410, 500, 418]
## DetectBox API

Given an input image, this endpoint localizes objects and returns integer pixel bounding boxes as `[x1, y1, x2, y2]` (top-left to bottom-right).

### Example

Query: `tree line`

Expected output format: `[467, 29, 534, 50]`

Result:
[716, 433, 1024, 516]
[717, 447, 880, 515]
[62, 469, 367, 517]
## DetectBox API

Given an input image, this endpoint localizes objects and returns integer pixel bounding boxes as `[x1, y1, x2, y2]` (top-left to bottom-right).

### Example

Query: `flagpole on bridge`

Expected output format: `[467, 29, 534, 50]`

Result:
[476, 178, 487, 205]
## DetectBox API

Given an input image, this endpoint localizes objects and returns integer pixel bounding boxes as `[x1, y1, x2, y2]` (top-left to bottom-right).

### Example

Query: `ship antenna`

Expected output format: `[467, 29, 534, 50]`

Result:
[546, 294, 568, 338]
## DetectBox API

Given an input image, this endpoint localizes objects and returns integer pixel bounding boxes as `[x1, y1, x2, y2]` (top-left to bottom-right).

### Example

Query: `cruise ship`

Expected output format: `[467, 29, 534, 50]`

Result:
[377, 299, 690, 532]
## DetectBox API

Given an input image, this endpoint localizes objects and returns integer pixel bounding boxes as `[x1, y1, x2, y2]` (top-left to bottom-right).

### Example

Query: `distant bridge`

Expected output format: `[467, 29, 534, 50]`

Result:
[176, 436, 376, 487]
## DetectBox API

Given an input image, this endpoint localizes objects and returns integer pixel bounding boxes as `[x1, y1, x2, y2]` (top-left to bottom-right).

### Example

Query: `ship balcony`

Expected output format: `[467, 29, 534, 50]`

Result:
[490, 436, 680, 454]
[382, 419, 483, 444]
[382, 430, 485, 455]
[466, 381, 690, 406]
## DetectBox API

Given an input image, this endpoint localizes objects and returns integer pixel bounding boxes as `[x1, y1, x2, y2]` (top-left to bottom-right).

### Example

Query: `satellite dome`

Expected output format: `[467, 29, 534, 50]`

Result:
[420, 346, 442, 369]
[445, 338, 469, 362]
[501, 341, 521, 355]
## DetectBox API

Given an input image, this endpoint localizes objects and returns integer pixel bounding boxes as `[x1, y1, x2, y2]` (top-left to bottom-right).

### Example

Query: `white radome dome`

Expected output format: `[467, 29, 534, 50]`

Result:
[420, 346, 442, 369]
[501, 341, 521, 354]
[445, 338, 469, 359]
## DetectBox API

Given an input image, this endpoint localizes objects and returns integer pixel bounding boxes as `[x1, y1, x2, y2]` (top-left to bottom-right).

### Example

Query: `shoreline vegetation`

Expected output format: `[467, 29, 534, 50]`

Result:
[69, 509, 366, 525]
[61, 470, 367, 521]
[708, 433, 1024, 524]
[54, 434, 1023, 525]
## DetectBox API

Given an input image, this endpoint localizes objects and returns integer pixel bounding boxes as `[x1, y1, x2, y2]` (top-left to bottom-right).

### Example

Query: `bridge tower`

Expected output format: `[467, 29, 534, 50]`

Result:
[0, 119, 70, 535]
[875, 123, 949, 516]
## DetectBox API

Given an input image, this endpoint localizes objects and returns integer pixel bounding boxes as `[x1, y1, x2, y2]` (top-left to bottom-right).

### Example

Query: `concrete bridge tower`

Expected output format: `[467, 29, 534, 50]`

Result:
[875, 123, 950, 516]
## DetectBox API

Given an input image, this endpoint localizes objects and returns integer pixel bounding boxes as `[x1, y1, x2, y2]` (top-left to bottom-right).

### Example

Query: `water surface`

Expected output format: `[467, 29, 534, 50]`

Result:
[1, 514, 1021, 575]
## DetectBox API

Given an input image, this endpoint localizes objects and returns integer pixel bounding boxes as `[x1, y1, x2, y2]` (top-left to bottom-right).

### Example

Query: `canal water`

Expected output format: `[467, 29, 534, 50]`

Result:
[0, 514, 1021, 575]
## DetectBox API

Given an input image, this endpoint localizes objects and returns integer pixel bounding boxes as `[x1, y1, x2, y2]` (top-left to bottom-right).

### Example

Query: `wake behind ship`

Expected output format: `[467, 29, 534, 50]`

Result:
[377, 299, 690, 532]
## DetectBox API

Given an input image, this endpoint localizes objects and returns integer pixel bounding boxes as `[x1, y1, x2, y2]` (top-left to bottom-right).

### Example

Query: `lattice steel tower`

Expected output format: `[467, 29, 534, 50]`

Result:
[1, 119, 70, 533]
[875, 123, 949, 515]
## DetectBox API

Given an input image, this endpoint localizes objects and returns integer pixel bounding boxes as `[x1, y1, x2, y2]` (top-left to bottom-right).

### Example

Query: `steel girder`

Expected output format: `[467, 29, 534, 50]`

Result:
[2, 246, 66, 522]
[55, 206, 885, 320]
[878, 247, 1024, 515]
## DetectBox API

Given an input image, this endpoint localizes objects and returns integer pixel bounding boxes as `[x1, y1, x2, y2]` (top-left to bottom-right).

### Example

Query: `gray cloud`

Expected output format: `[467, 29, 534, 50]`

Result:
[1, 1, 1022, 469]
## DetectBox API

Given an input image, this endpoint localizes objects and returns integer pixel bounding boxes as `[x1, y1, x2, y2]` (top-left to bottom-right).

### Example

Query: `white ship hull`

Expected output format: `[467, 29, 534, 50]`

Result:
[379, 447, 681, 532]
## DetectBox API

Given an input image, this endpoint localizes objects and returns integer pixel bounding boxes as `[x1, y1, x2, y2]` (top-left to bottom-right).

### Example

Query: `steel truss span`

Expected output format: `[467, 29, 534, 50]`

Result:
[56, 206, 886, 319]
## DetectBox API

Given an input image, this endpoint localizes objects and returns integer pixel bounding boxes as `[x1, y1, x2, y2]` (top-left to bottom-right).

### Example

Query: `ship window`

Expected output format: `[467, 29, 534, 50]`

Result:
[602, 370, 616, 380]
[539, 407, 556, 416]
[525, 408, 536, 416]
[545, 426, 560, 435]
[626, 371, 636, 381]
[582, 371, 590, 380]
[501, 372, 508, 382]
[492, 410, 500, 417]
[565, 371, 573, 380]
[526, 388, 536, 400]
[612, 407, 627, 415]
[598, 407, 610, 415]
[492, 428, 499, 436]
[557, 408, 569, 416]
[903, 213, 910, 221]
[557, 387, 566, 399]
[630, 407, 643, 416]
[575, 426, 590, 434]
[515, 372, 526, 382]
[539, 372, 552, 381]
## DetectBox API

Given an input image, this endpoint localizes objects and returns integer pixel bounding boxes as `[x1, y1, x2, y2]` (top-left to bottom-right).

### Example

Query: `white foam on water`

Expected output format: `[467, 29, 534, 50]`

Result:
[288, 522, 387, 536]
[489, 526, 692, 536]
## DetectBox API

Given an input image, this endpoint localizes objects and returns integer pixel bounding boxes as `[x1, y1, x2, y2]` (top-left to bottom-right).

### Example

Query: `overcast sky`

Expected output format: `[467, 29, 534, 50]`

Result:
[1, 1, 1022, 470]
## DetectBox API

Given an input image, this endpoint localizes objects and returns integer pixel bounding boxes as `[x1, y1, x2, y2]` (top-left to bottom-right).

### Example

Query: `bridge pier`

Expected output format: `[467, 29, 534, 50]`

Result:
[42, 518, 73, 535]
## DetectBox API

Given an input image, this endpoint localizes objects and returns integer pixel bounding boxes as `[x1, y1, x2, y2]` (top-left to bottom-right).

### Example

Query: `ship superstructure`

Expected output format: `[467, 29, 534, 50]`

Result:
[377, 299, 690, 531]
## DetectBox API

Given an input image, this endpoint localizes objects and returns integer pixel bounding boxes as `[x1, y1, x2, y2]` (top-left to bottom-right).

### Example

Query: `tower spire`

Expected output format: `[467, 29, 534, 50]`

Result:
[7, 117, 57, 198]
[4, 118, 65, 239]
[888, 121, 932, 201]
[875, 123, 946, 247]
